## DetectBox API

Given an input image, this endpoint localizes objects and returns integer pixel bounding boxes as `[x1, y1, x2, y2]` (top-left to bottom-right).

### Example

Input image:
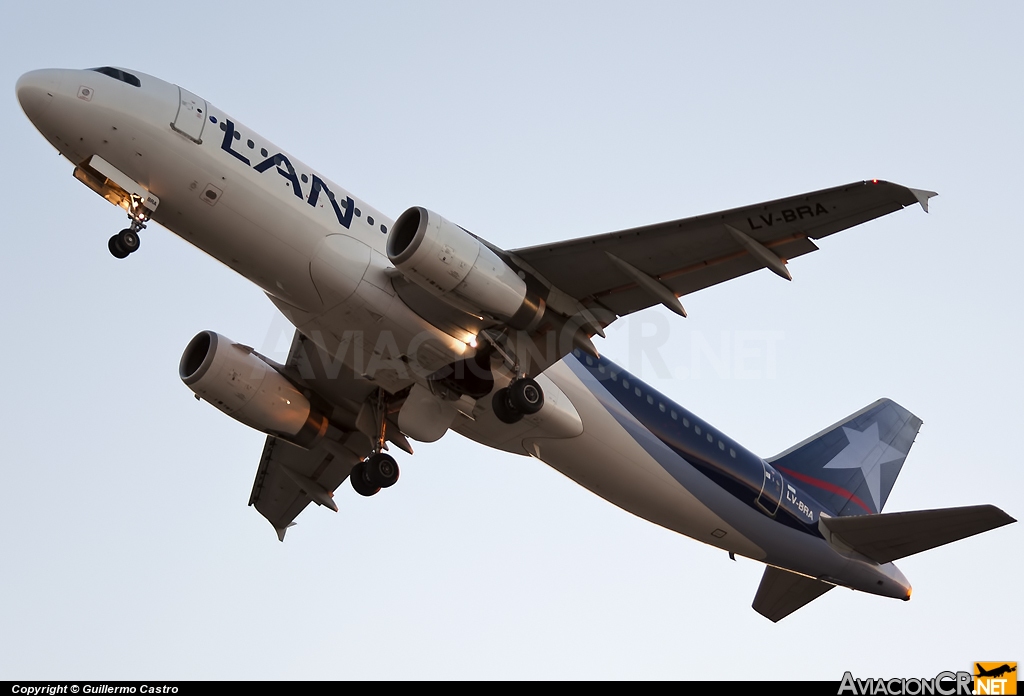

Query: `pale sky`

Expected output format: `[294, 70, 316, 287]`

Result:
[1, 2, 1020, 680]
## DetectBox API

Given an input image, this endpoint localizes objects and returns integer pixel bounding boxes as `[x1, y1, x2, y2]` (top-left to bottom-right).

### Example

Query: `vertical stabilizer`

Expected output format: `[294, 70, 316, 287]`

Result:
[768, 399, 922, 515]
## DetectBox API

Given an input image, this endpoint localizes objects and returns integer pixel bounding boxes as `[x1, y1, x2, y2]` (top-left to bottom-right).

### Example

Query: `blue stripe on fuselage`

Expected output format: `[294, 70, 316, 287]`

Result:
[565, 350, 825, 537]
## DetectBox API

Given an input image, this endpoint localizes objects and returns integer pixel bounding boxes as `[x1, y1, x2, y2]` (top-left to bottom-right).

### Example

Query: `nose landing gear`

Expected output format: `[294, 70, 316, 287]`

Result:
[108, 195, 150, 259]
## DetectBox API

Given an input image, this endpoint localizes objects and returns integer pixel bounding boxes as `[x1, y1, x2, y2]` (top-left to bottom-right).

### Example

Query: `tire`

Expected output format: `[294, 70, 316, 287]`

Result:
[108, 235, 129, 259]
[509, 378, 544, 415]
[492, 387, 523, 424]
[365, 453, 400, 488]
[349, 462, 380, 497]
[117, 228, 140, 253]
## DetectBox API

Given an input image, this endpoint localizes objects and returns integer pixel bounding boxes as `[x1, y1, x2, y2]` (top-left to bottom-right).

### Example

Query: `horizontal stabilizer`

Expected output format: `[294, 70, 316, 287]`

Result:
[752, 566, 834, 622]
[818, 504, 1016, 564]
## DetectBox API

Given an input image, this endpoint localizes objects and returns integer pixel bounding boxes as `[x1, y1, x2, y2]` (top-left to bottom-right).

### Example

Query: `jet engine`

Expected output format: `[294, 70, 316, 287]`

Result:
[179, 331, 328, 448]
[387, 207, 545, 331]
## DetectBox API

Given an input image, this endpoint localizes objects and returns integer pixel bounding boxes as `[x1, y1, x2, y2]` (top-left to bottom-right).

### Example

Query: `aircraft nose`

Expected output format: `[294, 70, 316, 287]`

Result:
[16, 69, 62, 120]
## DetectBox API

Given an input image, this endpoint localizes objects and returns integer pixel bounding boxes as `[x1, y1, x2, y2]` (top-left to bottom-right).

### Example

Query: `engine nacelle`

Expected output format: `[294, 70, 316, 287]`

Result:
[387, 207, 545, 330]
[179, 331, 328, 448]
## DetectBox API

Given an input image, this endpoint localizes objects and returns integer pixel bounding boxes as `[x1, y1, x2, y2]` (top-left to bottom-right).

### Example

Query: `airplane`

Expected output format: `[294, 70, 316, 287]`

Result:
[16, 65, 1016, 622]
[975, 665, 1017, 679]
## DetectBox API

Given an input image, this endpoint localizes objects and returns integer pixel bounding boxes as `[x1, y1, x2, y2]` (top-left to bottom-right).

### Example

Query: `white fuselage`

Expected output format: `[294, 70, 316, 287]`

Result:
[16, 67, 912, 601]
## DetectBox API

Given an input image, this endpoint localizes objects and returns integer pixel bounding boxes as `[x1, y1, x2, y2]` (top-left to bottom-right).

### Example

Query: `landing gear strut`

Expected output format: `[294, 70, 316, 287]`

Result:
[350, 390, 401, 497]
[108, 195, 150, 259]
[476, 330, 547, 425]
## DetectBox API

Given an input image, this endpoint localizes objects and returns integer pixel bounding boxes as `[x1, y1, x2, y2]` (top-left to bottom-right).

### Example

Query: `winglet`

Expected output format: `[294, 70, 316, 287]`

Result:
[908, 187, 938, 213]
[275, 522, 297, 542]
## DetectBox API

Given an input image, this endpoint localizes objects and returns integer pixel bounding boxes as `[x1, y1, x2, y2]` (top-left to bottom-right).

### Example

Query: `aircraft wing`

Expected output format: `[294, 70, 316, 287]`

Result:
[509, 180, 935, 321]
[248, 435, 359, 541]
[246, 330, 410, 539]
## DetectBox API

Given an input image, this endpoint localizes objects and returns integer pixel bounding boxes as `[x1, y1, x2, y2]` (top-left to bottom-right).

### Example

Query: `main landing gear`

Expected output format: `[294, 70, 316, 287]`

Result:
[475, 329, 547, 425]
[350, 452, 400, 497]
[492, 377, 545, 424]
[350, 390, 401, 497]
[108, 195, 150, 259]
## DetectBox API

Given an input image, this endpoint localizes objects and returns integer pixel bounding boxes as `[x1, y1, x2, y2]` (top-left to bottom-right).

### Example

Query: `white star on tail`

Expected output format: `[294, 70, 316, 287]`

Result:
[823, 423, 906, 512]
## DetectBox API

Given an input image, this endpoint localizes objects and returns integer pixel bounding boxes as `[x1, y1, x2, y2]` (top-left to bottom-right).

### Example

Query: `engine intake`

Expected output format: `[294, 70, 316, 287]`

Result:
[388, 207, 545, 330]
[179, 331, 328, 448]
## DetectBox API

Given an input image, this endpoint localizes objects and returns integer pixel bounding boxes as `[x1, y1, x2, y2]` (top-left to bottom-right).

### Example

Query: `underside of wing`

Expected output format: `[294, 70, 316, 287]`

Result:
[510, 180, 935, 319]
[246, 331, 410, 539]
[385, 181, 934, 380]
[249, 435, 362, 540]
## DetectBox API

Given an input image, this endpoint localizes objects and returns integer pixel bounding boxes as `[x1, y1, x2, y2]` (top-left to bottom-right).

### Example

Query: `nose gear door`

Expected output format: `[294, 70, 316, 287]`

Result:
[171, 86, 208, 143]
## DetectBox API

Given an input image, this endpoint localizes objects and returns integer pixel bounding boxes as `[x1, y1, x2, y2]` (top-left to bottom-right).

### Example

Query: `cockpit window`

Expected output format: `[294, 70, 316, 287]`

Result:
[88, 67, 141, 88]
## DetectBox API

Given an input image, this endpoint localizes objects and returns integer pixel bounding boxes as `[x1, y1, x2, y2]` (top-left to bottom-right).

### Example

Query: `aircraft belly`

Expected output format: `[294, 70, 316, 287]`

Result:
[550, 359, 894, 587]
[536, 365, 767, 560]
[154, 172, 323, 309]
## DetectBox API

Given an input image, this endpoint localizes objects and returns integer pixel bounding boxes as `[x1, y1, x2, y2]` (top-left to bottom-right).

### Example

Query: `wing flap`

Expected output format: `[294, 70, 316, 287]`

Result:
[752, 566, 834, 622]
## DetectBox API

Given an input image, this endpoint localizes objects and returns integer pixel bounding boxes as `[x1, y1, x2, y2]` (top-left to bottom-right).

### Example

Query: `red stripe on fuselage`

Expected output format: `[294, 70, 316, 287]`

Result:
[776, 466, 874, 514]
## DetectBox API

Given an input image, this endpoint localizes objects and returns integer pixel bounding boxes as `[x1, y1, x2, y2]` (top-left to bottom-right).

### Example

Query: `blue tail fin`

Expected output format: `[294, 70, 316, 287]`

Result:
[767, 399, 923, 516]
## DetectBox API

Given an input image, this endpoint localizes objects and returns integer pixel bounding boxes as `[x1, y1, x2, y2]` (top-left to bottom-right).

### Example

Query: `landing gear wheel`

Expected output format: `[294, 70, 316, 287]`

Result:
[509, 377, 544, 415]
[492, 387, 523, 424]
[108, 235, 129, 259]
[117, 228, 141, 254]
[349, 462, 381, 497]
[365, 452, 400, 489]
